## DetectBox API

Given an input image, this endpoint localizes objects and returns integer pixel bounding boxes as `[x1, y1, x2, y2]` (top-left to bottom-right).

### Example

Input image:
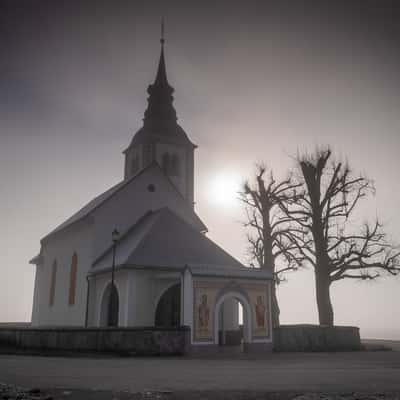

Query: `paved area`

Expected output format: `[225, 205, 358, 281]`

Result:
[1, 351, 400, 393]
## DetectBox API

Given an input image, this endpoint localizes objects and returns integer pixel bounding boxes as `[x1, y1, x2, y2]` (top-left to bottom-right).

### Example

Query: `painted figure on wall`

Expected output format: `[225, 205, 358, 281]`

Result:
[198, 294, 210, 329]
[255, 295, 266, 328]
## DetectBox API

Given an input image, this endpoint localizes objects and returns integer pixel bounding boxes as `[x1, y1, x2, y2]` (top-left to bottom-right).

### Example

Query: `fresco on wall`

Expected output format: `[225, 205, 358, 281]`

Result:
[198, 293, 210, 329]
[193, 280, 271, 342]
[193, 282, 219, 341]
[255, 295, 266, 328]
[244, 283, 270, 338]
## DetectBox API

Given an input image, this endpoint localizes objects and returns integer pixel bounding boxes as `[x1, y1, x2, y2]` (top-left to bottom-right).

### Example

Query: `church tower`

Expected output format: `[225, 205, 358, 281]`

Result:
[123, 30, 196, 207]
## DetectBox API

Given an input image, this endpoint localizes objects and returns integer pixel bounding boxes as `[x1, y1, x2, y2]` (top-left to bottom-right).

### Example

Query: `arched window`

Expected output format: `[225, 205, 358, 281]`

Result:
[68, 253, 78, 306]
[49, 260, 57, 307]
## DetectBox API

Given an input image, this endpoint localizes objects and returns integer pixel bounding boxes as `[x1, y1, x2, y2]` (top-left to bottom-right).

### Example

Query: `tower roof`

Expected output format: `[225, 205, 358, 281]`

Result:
[154, 46, 168, 86]
[91, 207, 249, 272]
[125, 30, 196, 152]
[143, 44, 177, 126]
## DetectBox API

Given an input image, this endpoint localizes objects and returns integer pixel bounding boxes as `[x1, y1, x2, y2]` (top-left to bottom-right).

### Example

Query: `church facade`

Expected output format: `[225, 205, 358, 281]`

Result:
[30, 39, 273, 349]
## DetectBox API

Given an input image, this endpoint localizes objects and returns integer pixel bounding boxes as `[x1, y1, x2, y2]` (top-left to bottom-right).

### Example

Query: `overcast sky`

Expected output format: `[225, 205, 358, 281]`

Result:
[1, 0, 400, 339]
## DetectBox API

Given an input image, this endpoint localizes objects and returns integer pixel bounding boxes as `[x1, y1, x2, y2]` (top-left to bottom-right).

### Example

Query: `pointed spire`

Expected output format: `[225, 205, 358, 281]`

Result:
[154, 46, 168, 86]
[143, 19, 177, 126]
[154, 18, 168, 86]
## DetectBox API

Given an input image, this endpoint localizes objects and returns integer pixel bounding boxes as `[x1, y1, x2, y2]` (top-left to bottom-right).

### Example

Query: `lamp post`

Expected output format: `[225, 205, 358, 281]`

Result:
[108, 228, 120, 327]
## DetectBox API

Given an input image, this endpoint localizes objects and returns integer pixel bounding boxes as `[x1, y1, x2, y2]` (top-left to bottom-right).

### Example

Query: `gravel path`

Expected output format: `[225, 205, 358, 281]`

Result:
[1, 351, 400, 397]
[1, 383, 400, 400]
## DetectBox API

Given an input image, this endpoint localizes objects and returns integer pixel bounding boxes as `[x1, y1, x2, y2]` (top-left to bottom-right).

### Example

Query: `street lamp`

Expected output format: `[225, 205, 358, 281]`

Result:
[108, 228, 120, 327]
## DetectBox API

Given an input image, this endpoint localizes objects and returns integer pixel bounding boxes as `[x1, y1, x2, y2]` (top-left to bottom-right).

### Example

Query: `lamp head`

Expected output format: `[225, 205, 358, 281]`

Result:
[112, 228, 120, 243]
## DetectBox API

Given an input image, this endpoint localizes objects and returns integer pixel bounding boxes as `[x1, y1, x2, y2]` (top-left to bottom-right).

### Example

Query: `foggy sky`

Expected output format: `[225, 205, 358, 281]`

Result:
[1, 0, 400, 338]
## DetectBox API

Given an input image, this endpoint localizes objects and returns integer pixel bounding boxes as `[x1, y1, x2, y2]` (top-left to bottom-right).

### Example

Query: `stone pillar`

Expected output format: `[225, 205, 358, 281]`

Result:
[125, 272, 134, 326]
[182, 268, 193, 339]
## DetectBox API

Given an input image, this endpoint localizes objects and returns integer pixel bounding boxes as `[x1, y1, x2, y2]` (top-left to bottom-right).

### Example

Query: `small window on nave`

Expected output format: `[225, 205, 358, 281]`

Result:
[49, 260, 57, 307]
[68, 253, 78, 306]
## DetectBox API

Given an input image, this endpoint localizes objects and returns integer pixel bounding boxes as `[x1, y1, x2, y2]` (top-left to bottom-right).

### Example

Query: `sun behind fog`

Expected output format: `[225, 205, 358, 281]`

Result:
[209, 171, 242, 207]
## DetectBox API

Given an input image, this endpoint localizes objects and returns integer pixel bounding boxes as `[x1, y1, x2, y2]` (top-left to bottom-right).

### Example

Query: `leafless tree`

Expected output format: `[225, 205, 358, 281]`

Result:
[283, 148, 400, 326]
[239, 165, 304, 327]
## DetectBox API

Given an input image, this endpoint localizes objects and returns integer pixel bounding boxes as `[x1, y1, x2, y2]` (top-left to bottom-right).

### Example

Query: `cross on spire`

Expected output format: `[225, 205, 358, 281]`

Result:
[160, 17, 165, 46]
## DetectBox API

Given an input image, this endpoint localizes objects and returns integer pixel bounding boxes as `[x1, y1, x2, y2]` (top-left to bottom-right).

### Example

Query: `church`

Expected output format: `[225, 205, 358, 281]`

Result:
[29, 35, 273, 350]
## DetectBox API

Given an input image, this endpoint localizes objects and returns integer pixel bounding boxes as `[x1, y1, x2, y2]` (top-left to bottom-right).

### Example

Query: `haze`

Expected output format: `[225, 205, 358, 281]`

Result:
[1, 0, 399, 339]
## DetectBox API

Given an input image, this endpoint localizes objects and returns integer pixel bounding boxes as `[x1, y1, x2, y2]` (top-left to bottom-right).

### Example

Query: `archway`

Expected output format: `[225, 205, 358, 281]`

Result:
[214, 292, 252, 346]
[99, 283, 119, 327]
[154, 283, 181, 327]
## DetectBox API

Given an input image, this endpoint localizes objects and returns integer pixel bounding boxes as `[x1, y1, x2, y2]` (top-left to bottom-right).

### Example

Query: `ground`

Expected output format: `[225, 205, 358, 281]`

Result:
[1, 345, 400, 399]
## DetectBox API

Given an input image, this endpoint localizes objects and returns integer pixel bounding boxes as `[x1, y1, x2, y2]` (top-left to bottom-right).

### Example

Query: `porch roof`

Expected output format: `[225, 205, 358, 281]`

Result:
[91, 207, 271, 280]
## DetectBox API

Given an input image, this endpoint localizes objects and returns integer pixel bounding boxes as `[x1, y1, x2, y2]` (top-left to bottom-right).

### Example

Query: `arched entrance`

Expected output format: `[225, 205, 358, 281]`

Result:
[155, 283, 181, 327]
[99, 283, 119, 327]
[214, 292, 252, 345]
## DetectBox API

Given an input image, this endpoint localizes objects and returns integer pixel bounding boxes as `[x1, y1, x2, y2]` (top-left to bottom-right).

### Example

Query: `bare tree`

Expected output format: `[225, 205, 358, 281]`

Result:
[283, 148, 400, 326]
[240, 165, 304, 327]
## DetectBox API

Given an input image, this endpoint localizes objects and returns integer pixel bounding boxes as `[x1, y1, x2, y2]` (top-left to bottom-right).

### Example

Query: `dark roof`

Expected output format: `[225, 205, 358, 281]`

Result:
[124, 44, 196, 153]
[42, 179, 126, 242]
[124, 124, 196, 153]
[92, 207, 246, 271]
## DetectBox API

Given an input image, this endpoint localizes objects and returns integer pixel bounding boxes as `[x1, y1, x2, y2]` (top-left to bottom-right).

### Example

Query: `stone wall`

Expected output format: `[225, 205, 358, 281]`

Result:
[273, 324, 362, 352]
[0, 326, 190, 355]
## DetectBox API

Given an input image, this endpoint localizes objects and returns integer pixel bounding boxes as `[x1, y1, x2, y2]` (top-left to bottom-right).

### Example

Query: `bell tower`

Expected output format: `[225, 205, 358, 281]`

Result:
[123, 24, 196, 207]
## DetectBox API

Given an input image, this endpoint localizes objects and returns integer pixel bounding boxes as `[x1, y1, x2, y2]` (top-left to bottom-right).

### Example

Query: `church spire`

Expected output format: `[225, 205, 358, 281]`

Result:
[154, 44, 168, 86]
[143, 20, 177, 127]
[123, 22, 196, 204]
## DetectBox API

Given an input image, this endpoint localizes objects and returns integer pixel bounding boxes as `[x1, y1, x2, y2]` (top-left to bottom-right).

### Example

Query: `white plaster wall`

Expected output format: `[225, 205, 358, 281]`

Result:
[126, 270, 180, 327]
[183, 269, 194, 336]
[92, 166, 202, 259]
[31, 220, 93, 326]
[30, 263, 42, 325]
[31, 166, 201, 327]
[124, 271, 134, 326]
[131, 270, 153, 326]
[89, 269, 182, 327]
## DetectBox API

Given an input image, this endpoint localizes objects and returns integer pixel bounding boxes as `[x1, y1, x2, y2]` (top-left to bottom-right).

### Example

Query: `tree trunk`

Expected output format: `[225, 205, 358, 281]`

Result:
[271, 283, 280, 328]
[315, 271, 334, 326]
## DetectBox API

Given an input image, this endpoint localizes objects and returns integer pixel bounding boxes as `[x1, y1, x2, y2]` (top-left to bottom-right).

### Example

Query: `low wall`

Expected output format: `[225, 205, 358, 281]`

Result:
[273, 324, 362, 352]
[0, 326, 191, 355]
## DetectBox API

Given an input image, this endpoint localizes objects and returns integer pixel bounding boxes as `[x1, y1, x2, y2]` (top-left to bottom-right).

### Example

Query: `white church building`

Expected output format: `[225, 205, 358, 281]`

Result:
[30, 38, 273, 349]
